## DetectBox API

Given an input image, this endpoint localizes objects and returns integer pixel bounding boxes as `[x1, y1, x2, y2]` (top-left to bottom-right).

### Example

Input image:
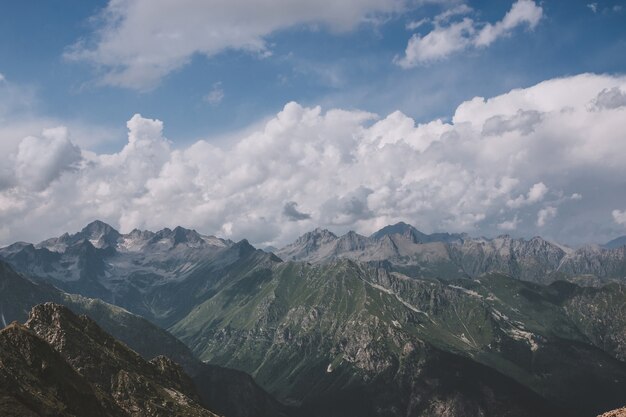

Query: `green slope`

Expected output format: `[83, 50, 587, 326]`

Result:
[170, 258, 626, 416]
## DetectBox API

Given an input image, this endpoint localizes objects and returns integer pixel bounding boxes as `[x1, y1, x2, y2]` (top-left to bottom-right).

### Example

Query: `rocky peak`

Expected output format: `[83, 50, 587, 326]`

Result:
[298, 228, 338, 245]
[149, 226, 206, 249]
[232, 239, 257, 257]
[370, 221, 428, 243]
[18, 303, 219, 416]
[335, 230, 369, 252]
[172, 226, 205, 246]
[79, 220, 121, 248]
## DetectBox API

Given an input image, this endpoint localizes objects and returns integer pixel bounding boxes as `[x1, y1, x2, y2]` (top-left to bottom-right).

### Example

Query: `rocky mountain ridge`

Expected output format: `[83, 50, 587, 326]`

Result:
[0, 303, 219, 417]
[276, 222, 626, 284]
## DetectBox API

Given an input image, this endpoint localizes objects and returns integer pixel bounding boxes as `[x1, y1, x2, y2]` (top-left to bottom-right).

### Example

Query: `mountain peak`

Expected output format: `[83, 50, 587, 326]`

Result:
[370, 222, 428, 243]
[300, 228, 337, 242]
[26, 302, 92, 339]
[79, 220, 120, 248]
[232, 239, 256, 256]
[80, 220, 119, 236]
[172, 226, 204, 246]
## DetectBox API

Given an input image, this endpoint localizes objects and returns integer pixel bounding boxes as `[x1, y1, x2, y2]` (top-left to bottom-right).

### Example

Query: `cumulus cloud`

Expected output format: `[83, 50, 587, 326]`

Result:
[15, 127, 82, 191]
[1, 73, 626, 246]
[473, 0, 542, 47]
[66, 0, 413, 90]
[498, 216, 520, 231]
[537, 206, 557, 227]
[613, 209, 626, 226]
[507, 182, 548, 209]
[396, 0, 542, 67]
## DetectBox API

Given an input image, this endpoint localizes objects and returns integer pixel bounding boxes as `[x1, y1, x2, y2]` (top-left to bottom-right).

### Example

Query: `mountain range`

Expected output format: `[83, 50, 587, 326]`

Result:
[1, 220, 626, 416]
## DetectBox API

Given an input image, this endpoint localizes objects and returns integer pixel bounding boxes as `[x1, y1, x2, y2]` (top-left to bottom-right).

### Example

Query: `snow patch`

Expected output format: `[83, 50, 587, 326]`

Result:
[367, 281, 430, 317]
[89, 238, 103, 248]
[448, 285, 482, 298]
[118, 235, 147, 252]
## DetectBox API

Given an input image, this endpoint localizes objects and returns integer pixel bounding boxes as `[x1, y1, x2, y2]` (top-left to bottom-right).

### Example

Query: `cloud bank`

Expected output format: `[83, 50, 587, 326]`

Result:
[396, 0, 542, 67]
[1, 73, 626, 246]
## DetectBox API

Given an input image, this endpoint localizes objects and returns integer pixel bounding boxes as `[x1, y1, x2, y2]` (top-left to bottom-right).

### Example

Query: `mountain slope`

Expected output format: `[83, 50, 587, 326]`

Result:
[0, 322, 114, 417]
[605, 236, 626, 250]
[1, 303, 218, 417]
[171, 258, 626, 416]
[0, 261, 290, 417]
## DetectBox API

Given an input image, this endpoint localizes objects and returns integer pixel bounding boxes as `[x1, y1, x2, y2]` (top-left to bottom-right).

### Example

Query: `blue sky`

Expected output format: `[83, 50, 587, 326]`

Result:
[1, 0, 626, 246]
[1, 0, 624, 148]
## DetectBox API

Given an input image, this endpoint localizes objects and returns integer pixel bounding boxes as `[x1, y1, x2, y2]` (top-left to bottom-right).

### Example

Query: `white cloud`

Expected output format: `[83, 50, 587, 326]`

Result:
[473, 0, 542, 47]
[204, 82, 225, 105]
[0, 76, 120, 160]
[14, 127, 82, 191]
[0, 73, 5, 82]
[536, 206, 557, 227]
[587, 3, 598, 13]
[66, 0, 414, 90]
[1, 73, 626, 246]
[613, 209, 626, 226]
[396, 18, 475, 66]
[396, 0, 542, 67]
[434, 4, 473, 24]
[498, 216, 520, 231]
[406, 18, 429, 31]
[506, 182, 548, 208]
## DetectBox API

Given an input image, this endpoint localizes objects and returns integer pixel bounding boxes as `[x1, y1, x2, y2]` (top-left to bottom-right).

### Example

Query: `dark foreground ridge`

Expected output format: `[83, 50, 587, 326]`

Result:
[0, 302, 218, 416]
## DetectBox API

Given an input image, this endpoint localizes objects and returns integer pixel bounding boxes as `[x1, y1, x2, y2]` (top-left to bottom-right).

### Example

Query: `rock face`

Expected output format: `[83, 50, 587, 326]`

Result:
[0, 322, 114, 417]
[598, 407, 626, 417]
[0, 303, 219, 417]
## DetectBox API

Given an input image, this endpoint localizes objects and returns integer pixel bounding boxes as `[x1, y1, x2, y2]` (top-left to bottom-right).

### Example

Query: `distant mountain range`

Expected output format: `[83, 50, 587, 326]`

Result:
[276, 222, 626, 284]
[1, 220, 626, 417]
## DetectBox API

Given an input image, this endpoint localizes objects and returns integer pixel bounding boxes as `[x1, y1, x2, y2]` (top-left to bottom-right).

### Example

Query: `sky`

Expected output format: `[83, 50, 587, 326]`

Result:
[0, 0, 626, 247]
